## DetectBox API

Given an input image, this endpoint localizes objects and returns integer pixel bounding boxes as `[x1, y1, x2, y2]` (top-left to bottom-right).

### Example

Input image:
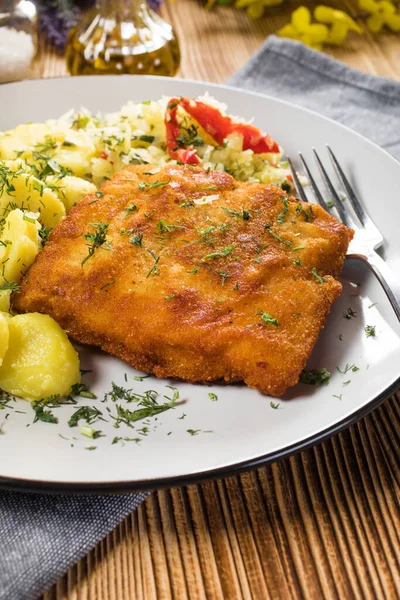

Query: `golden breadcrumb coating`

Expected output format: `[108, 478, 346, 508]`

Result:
[13, 164, 353, 396]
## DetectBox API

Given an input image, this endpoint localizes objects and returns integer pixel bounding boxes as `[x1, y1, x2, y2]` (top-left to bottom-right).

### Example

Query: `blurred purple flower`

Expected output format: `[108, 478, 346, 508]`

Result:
[37, 0, 80, 49]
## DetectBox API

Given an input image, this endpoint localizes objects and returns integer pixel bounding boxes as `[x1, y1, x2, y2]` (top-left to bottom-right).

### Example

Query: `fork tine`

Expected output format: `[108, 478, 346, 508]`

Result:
[313, 149, 352, 227]
[298, 152, 330, 212]
[326, 145, 367, 226]
[287, 157, 309, 203]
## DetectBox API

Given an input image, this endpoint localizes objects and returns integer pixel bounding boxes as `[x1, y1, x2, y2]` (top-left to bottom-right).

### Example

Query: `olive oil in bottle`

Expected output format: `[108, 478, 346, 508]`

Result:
[66, 0, 180, 77]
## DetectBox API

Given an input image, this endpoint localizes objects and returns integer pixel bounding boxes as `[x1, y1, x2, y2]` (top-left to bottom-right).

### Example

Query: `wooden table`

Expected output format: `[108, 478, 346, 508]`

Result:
[39, 1, 400, 598]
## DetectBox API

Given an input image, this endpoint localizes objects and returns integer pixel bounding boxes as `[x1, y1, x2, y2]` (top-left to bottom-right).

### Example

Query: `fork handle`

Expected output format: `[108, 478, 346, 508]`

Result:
[349, 252, 400, 322]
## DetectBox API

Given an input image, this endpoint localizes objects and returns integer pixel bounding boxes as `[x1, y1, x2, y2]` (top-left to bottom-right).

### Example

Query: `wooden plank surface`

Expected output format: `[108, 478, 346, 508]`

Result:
[36, 1, 400, 597]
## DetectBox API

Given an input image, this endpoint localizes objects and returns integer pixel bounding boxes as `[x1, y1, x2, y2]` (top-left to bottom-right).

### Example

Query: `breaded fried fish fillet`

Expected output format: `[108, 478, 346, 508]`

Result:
[13, 164, 353, 396]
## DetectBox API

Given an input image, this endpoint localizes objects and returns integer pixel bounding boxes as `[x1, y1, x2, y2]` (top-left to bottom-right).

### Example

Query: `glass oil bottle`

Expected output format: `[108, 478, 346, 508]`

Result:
[66, 0, 180, 77]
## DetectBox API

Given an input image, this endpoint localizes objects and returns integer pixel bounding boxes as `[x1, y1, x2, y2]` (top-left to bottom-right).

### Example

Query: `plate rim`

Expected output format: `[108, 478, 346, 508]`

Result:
[0, 75, 399, 494]
[0, 375, 398, 494]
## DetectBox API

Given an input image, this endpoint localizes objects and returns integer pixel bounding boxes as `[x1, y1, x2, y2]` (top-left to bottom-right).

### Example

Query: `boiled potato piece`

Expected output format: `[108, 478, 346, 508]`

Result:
[0, 312, 9, 366]
[0, 209, 40, 282]
[0, 171, 65, 228]
[0, 313, 80, 400]
[0, 123, 54, 159]
[54, 132, 96, 178]
[0, 291, 11, 312]
[46, 175, 96, 213]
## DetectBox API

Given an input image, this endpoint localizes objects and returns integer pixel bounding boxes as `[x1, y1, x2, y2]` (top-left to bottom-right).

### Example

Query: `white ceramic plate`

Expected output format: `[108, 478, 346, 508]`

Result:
[0, 76, 399, 493]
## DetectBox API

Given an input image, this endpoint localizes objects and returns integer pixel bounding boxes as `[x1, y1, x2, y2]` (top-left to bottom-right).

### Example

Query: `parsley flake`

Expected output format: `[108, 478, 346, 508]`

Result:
[257, 309, 279, 327]
[343, 307, 357, 320]
[299, 368, 330, 386]
[365, 325, 376, 337]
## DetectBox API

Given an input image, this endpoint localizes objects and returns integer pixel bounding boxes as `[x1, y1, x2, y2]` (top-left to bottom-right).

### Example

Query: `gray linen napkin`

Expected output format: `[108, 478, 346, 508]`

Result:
[229, 36, 400, 160]
[2, 35, 400, 600]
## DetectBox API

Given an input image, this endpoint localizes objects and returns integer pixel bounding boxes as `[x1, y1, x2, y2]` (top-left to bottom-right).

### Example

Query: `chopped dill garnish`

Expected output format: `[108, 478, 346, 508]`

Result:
[133, 374, 150, 382]
[124, 204, 138, 216]
[0, 280, 20, 292]
[138, 180, 169, 191]
[221, 207, 241, 218]
[31, 401, 58, 424]
[311, 267, 325, 284]
[71, 382, 97, 399]
[333, 394, 343, 401]
[365, 325, 376, 337]
[343, 307, 357, 319]
[39, 226, 53, 245]
[257, 309, 279, 327]
[146, 255, 160, 278]
[165, 294, 175, 300]
[129, 232, 143, 246]
[270, 401, 280, 409]
[181, 199, 194, 208]
[68, 406, 104, 427]
[187, 429, 200, 436]
[208, 392, 218, 401]
[299, 368, 330, 386]
[156, 220, 185, 233]
[296, 203, 314, 222]
[337, 363, 359, 375]
[265, 224, 291, 247]
[277, 197, 289, 224]
[202, 245, 234, 261]
[81, 222, 112, 266]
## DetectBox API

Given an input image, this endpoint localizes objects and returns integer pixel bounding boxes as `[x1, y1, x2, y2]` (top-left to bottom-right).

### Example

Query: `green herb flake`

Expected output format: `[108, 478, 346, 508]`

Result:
[187, 429, 200, 436]
[311, 267, 325, 284]
[165, 294, 175, 301]
[208, 392, 218, 401]
[31, 401, 58, 424]
[365, 325, 376, 338]
[333, 393, 343, 400]
[124, 204, 138, 216]
[337, 363, 359, 375]
[0, 280, 20, 292]
[80, 425, 103, 439]
[202, 245, 234, 261]
[71, 382, 97, 399]
[277, 197, 289, 224]
[81, 222, 112, 266]
[265, 224, 291, 247]
[343, 307, 357, 320]
[133, 374, 150, 382]
[299, 368, 330, 386]
[270, 401, 280, 409]
[68, 406, 104, 427]
[156, 220, 185, 234]
[257, 309, 279, 327]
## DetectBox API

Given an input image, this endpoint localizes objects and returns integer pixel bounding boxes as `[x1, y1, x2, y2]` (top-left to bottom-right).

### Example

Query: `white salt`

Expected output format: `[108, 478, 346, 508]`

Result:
[0, 26, 34, 83]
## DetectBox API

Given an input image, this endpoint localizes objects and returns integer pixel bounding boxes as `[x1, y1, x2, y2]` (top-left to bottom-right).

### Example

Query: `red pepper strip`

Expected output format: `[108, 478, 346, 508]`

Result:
[179, 98, 280, 154]
[165, 98, 201, 165]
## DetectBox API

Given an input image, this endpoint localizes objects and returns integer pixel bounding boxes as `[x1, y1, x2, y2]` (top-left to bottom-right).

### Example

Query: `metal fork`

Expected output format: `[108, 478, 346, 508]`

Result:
[288, 146, 400, 322]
